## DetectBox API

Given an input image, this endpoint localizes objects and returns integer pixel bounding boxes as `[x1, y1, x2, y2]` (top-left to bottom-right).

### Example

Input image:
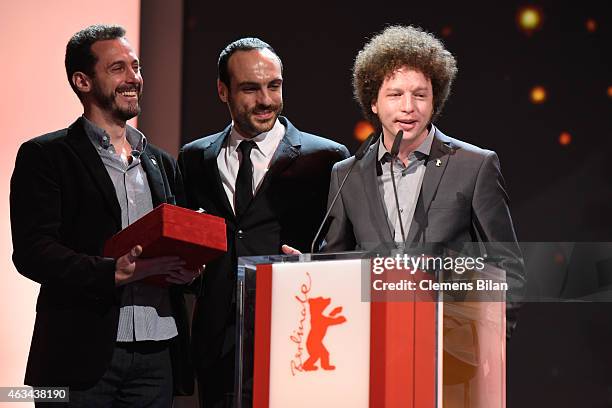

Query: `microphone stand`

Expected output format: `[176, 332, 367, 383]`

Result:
[389, 130, 406, 248]
[310, 132, 378, 253]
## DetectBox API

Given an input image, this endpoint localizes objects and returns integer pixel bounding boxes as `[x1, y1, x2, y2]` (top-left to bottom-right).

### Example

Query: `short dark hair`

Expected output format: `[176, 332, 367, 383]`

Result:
[218, 37, 282, 86]
[353, 25, 458, 125]
[65, 24, 126, 96]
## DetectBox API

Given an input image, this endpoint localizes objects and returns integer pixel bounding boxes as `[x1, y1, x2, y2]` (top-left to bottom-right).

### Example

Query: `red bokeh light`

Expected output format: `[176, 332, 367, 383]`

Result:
[586, 19, 597, 32]
[559, 132, 572, 146]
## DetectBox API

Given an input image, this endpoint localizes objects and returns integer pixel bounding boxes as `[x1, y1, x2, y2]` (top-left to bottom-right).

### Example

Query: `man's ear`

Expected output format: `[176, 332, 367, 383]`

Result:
[371, 102, 378, 115]
[72, 72, 92, 94]
[217, 79, 229, 103]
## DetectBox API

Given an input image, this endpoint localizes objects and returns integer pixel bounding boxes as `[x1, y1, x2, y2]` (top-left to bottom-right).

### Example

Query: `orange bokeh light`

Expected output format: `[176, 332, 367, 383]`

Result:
[559, 132, 572, 146]
[607, 86, 612, 98]
[354, 120, 375, 141]
[517, 6, 543, 33]
[586, 19, 597, 32]
[530, 86, 547, 104]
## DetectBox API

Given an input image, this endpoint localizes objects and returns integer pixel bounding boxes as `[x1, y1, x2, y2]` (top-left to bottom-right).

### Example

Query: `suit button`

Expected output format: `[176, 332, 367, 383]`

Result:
[237, 229, 244, 239]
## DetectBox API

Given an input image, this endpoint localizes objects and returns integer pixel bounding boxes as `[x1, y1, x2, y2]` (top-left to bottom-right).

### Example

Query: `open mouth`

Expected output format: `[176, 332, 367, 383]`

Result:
[396, 119, 417, 130]
[117, 89, 139, 99]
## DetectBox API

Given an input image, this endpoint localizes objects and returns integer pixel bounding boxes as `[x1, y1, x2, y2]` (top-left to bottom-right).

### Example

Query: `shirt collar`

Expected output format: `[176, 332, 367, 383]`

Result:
[126, 126, 147, 155]
[227, 118, 285, 158]
[82, 115, 147, 154]
[377, 124, 436, 163]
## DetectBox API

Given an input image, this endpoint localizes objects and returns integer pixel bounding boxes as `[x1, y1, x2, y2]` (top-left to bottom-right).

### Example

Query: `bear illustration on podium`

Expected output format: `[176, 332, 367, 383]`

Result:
[303, 296, 347, 371]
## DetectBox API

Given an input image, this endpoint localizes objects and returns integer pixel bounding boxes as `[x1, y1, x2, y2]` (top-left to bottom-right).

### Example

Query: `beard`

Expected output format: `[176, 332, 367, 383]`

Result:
[92, 82, 142, 122]
[230, 99, 284, 138]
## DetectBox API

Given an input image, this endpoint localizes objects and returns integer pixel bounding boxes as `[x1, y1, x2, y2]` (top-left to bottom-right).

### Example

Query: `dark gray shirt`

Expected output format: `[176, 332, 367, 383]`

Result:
[377, 125, 435, 244]
[83, 117, 177, 342]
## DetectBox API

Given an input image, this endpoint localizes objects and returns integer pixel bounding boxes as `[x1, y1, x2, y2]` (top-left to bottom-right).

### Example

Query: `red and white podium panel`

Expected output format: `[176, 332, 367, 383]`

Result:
[236, 254, 506, 408]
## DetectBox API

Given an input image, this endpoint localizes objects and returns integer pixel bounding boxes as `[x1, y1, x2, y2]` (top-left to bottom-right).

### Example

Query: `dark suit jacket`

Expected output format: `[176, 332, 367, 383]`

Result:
[10, 117, 193, 394]
[178, 116, 349, 371]
[323, 127, 525, 333]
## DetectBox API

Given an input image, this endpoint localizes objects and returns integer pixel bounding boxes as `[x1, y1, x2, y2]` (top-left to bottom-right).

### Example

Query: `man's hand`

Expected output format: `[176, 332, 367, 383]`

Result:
[114, 245, 186, 286]
[281, 244, 302, 255]
[165, 265, 205, 285]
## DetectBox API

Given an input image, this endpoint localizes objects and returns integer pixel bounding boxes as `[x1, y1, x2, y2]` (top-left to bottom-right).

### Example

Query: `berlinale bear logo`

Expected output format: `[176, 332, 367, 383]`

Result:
[302, 297, 347, 371]
[290, 272, 348, 375]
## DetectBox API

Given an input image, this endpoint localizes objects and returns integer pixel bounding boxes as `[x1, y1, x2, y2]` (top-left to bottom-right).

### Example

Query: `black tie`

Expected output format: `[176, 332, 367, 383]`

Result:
[235, 140, 256, 217]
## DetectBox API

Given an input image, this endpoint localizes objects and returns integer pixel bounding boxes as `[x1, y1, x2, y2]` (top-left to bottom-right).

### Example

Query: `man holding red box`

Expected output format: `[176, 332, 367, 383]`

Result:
[10, 24, 198, 406]
[179, 37, 349, 407]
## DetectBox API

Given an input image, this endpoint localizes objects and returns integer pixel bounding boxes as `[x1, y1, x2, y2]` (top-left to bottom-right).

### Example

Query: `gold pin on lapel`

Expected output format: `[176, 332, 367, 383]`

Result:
[436, 159, 442, 167]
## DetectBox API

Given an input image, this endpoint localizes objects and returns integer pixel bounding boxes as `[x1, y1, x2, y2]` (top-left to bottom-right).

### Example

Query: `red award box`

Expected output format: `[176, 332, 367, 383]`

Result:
[104, 204, 227, 281]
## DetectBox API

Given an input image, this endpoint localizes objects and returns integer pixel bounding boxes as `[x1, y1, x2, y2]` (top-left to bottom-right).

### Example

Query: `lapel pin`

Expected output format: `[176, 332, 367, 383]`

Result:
[150, 156, 158, 166]
[435, 159, 442, 167]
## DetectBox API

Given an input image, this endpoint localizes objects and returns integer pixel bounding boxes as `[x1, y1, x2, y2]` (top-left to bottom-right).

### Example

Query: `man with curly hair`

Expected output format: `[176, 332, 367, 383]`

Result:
[323, 25, 524, 336]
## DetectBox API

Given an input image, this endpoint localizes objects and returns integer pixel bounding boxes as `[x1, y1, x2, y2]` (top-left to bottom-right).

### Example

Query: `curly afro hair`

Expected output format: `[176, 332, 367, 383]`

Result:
[353, 25, 458, 127]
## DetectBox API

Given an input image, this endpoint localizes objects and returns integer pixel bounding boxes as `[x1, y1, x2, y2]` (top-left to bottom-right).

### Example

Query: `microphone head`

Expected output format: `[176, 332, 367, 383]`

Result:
[354, 132, 376, 160]
[391, 130, 403, 157]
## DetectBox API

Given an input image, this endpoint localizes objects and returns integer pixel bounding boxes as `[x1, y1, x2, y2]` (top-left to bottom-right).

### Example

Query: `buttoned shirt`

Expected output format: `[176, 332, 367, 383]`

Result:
[216, 119, 285, 213]
[377, 125, 435, 244]
[82, 116, 177, 342]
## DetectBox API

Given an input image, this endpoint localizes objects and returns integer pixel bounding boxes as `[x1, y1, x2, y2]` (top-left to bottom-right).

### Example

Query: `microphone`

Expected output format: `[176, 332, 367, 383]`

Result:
[390, 129, 403, 157]
[310, 132, 378, 253]
[389, 130, 406, 246]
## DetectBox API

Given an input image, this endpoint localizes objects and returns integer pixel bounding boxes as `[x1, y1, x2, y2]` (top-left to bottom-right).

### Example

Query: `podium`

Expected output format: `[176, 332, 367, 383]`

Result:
[235, 251, 506, 408]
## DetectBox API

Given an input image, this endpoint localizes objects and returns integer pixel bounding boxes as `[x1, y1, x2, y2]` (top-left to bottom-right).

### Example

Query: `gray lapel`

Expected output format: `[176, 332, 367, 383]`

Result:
[406, 129, 452, 243]
[421, 130, 452, 212]
[359, 139, 394, 245]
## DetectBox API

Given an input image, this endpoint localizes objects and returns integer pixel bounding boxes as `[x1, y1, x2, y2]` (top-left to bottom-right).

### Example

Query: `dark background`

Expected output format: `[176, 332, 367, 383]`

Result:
[180, 1, 612, 405]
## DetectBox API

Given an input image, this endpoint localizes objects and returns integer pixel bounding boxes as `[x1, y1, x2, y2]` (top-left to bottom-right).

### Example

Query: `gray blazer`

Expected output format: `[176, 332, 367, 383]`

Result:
[323, 127, 525, 333]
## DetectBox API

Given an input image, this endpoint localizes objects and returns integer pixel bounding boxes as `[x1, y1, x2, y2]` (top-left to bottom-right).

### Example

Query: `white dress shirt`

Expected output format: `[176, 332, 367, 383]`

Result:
[217, 119, 286, 213]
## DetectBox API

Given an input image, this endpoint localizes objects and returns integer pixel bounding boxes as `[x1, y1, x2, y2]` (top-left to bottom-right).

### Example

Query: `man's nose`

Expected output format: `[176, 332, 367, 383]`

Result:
[126, 66, 140, 83]
[257, 89, 273, 106]
[400, 94, 414, 112]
